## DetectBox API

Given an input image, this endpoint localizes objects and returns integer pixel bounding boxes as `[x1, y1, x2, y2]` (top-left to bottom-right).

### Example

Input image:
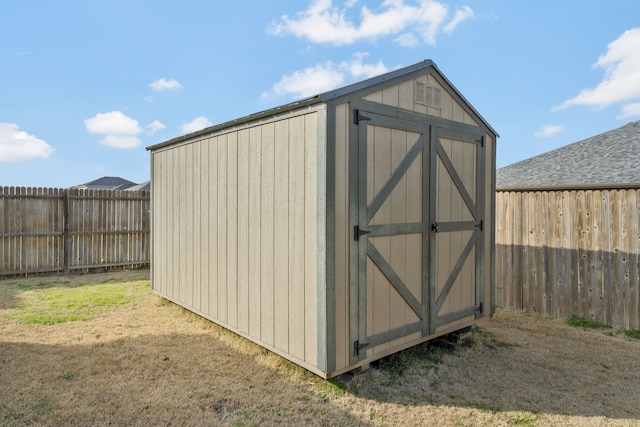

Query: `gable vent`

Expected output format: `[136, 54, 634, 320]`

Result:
[415, 81, 441, 108]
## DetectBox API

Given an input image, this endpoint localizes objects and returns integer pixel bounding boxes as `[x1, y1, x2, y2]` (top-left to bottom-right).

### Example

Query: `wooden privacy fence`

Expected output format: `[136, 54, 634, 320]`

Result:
[0, 187, 150, 277]
[496, 185, 640, 329]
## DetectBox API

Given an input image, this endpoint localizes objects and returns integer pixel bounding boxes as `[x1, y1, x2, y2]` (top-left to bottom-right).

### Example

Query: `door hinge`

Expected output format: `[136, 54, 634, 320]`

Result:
[353, 109, 371, 125]
[353, 225, 372, 241]
[431, 222, 439, 233]
[477, 302, 483, 314]
[474, 220, 483, 231]
[353, 340, 370, 356]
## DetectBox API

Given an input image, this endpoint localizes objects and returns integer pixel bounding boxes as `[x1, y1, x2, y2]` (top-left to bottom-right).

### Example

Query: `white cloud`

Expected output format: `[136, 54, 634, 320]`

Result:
[181, 117, 213, 134]
[617, 102, 640, 119]
[269, 0, 474, 46]
[146, 120, 166, 135]
[149, 78, 184, 92]
[100, 135, 141, 149]
[272, 62, 346, 99]
[0, 122, 54, 163]
[85, 111, 142, 135]
[394, 33, 418, 47]
[342, 52, 388, 78]
[534, 124, 565, 138]
[85, 111, 143, 149]
[443, 5, 473, 34]
[414, 0, 447, 45]
[268, 53, 389, 99]
[555, 27, 640, 110]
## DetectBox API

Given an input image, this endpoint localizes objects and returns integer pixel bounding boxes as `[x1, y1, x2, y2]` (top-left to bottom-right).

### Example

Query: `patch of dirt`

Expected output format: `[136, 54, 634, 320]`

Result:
[1, 271, 639, 426]
[0, 268, 150, 286]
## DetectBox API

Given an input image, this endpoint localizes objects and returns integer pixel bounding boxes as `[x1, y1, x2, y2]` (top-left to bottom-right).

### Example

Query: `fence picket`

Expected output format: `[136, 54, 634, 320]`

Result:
[630, 190, 639, 328]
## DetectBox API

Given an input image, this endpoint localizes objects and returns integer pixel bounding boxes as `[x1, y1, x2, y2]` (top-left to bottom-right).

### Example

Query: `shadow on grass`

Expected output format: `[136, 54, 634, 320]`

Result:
[0, 333, 367, 427]
[339, 322, 640, 423]
[0, 281, 69, 311]
[0, 270, 149, 311]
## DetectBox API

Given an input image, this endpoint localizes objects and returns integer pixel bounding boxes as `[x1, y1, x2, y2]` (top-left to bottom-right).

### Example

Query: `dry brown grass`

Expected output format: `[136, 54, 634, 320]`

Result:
[1, 271, 640, 426]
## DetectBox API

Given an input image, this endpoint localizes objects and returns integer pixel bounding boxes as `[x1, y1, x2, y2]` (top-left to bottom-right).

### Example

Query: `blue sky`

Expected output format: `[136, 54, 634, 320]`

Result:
[2, 1, 640, 188]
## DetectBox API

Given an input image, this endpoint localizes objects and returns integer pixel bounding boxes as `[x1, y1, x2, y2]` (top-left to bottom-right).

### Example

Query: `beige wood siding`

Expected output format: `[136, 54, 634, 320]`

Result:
[363, 73, 480, 127]
[151, 109, 321, 369]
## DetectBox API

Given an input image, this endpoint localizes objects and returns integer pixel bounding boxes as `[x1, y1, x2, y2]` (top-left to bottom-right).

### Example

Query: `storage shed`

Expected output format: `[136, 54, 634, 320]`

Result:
[147, 60, 498, 378]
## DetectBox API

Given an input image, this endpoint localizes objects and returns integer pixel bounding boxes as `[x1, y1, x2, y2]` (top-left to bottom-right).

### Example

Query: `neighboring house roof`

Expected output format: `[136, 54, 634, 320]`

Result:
[497, 120, 640, 188]
[126, 181, 150, 191]
[73, 176, 137, 190]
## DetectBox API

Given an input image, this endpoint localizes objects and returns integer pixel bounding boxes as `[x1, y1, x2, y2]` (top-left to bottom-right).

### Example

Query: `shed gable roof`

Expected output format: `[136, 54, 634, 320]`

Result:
[497, 120, 640, 188]
[147, 59, 496, 152]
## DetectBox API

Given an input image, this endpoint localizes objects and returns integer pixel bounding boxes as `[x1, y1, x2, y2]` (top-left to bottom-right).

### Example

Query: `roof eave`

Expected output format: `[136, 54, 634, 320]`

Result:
[146, 96, 323, 152]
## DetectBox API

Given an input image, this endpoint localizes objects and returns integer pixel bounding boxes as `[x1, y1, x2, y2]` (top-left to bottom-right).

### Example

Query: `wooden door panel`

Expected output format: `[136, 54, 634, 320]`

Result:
[430, 128, 485, 333]
[351, 109, 428, 362]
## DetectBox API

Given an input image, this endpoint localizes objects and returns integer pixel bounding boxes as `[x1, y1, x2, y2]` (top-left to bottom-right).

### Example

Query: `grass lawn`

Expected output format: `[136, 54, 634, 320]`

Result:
[1, 270, 640, 426]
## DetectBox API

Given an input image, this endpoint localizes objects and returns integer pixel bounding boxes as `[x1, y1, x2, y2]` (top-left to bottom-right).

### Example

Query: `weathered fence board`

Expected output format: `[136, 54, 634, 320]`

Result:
[0, 187, 150, 277]
[497, 187, 640, 329]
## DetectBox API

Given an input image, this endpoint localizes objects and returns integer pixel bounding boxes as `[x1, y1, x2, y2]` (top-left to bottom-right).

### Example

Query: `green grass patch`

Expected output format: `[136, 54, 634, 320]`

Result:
[566, 315, 611, 330]
[6, 280, 149, 325]
[507, 414, 538, 426]
[475, 328, 519, 349]
[373, 335, 477, 385]
[59, 371, 78, 380]
[318, 379, 346, 399]
[624, 329, 640, 340]
[0, 397, 53, 426]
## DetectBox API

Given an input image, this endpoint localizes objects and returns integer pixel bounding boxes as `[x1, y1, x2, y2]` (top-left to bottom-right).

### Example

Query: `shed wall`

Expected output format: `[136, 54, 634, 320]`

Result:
[332, 72, 495, 372]
[151, 109, 322, 370]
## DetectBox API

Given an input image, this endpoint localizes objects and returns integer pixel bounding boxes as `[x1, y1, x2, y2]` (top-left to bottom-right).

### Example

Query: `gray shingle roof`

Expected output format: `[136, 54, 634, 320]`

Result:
[497, 120, 640, 188]
[73, 176, 137, 190]
[126, 181, 150, 191]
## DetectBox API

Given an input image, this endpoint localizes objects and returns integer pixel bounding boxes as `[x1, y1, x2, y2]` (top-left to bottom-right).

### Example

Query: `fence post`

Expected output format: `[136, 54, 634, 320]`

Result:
[63, 189, 70, 274]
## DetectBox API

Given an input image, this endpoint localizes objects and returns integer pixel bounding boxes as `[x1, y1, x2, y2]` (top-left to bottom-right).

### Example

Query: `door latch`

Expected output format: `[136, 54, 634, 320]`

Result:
[353, 109, 371, 125]
[353, 340, 370, 356]
[353, 225, 372, 241]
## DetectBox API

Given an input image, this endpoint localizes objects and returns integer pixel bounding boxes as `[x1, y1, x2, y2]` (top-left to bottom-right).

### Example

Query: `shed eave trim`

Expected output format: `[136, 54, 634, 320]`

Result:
[318, 59, 435, 101]
[320, 59, 498, 138]
[428, 62, 499, 138]
[146, 96, 323, 152]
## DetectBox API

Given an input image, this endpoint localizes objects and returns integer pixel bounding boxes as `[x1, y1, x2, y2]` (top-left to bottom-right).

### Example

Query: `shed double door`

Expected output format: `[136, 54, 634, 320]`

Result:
[349, 102, 485, 364]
